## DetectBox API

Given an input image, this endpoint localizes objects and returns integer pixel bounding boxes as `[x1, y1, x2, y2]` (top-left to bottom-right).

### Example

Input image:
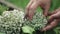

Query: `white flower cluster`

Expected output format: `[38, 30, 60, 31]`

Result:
[23, 11, 47, 30]
[0, 9, 25, 34]
[0, 9, 47, 34]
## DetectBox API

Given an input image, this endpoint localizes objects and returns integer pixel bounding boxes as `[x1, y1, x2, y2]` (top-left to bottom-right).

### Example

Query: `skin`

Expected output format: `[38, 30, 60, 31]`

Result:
[42, 8, 60, 31]
[24, 0, 60, 31]
[25, 0, 51, 20]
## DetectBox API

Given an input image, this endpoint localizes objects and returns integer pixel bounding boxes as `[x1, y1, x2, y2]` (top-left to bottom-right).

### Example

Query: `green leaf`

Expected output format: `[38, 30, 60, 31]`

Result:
[22, 26, 35, 34]
[0, 32, 5, 34]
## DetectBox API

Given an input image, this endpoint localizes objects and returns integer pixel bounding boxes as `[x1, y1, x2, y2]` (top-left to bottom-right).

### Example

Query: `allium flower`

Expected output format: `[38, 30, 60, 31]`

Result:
[22, 11, 48, 34]
[0, 9, 24, 34]
[0, 9, 47, 34]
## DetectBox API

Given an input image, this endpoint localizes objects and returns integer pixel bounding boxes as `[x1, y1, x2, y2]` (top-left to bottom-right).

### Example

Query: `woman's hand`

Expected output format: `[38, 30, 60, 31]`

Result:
[24, 0, 51, 20]
[41, 8, 60, 31]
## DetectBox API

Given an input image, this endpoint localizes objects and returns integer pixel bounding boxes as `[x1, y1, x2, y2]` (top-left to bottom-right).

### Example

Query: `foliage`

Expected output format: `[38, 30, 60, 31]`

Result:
[22, 26, 35, 34]
[54, 27, 60, 34]
[0, 5, 8, 15]
[6, 0, 29, 9]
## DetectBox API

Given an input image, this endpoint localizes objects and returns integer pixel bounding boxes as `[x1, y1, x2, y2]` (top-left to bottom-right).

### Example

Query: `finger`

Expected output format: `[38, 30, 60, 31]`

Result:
[28, 2, 39, 20]
[42, 19, 60, 31]
[48, 8, 60, 16]
[25, 0, 34, 17]
[26, 0, 34, 9]
[51, 8, 60, 15]
[48, 12, 60, 23]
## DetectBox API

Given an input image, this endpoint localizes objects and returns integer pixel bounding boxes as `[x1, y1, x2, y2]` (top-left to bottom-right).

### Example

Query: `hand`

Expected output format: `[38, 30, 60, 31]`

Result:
[41, 8, 60, 31]
[25, 0, 51, 20]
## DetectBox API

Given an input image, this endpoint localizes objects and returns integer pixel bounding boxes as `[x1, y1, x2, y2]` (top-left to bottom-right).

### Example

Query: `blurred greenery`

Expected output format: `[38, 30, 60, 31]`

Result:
[6, 0, 43, 11]
[0, 32, 5, 34]
[0, 0, 60, 34]
[6, 0, 29, 9]
[0, 5, 8, 15]
[50, 0, 60, 11]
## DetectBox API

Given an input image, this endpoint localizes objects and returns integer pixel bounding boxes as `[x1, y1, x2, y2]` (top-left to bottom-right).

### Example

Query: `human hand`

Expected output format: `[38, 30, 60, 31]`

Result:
[41, 8, 60, 31]
[25, 0, 51, 20]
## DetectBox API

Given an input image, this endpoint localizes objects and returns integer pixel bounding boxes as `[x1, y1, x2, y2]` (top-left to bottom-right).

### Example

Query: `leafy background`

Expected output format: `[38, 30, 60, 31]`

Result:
[0, 0, 60, 34]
